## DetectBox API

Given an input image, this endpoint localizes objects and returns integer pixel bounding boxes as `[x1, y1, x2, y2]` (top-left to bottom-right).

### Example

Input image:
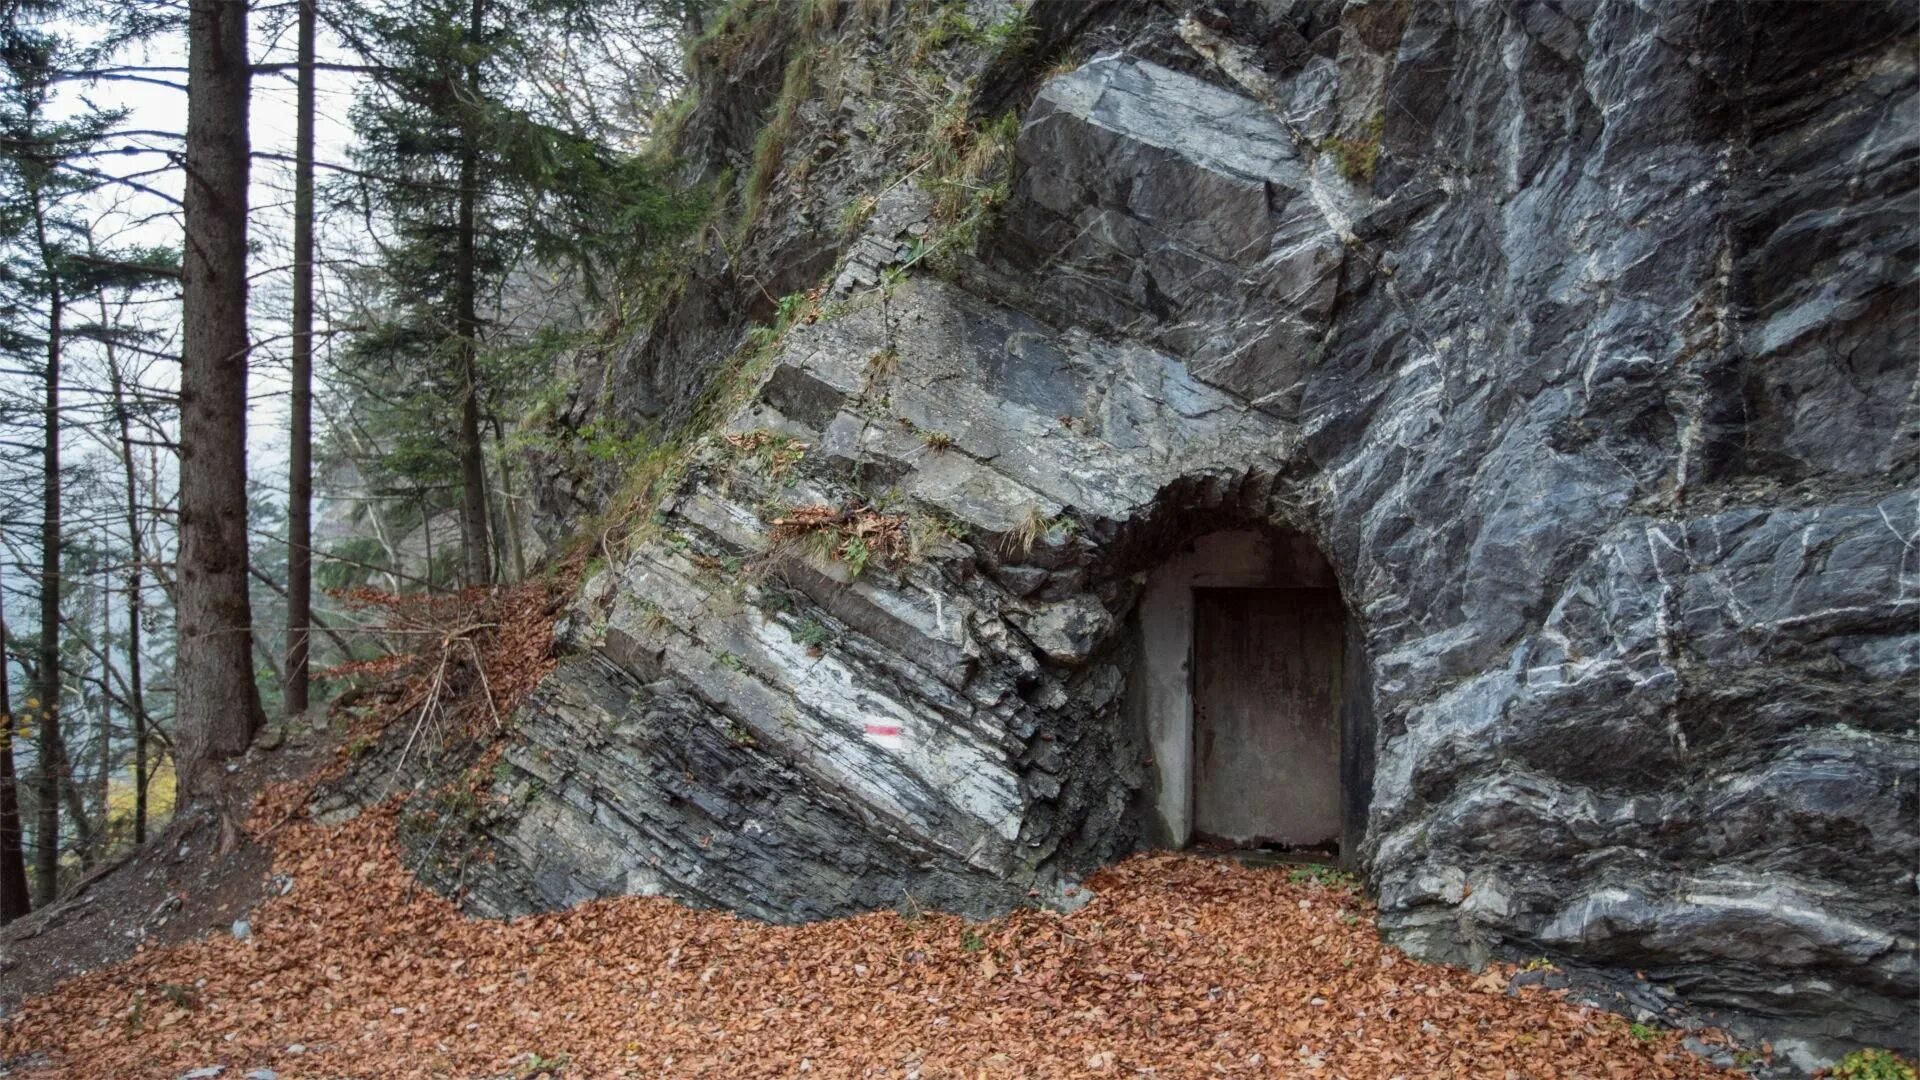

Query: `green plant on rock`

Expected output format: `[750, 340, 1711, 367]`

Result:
[767, 502, 908, 579]
[724, 429, 809, 481]
[918, 5, 1031, 57]
[1832, 1049, 1918, 1080]
[908, 507, 969, 559]
[740, 45, 818, 236]
[790, 618, 831, 648]
[801, 0, 840, 34]
[690, 0, 786, 74]
[1626, 1021, 1659, 1044]
[1286, 864, 1359, 890]
[918, 429, 954, 452]
[840, 193, 879, 236]
[1322, 114, 1385, 185]
[916, 101, 1020, 269]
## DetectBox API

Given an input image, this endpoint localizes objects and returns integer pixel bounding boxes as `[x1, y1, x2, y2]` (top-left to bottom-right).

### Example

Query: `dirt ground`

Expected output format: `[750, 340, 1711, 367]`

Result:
[0, 727, 332, 1016]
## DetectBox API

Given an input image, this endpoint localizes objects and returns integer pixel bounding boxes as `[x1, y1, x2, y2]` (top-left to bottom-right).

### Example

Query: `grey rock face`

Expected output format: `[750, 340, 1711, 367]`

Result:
[1009, 56, 1346, 415]
[367, 0, 1918, 1066]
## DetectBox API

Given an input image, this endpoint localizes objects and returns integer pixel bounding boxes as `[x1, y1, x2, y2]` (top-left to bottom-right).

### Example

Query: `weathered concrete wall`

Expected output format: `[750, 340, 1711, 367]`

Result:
[355, 0, 1918, 1068]
[1130, 529, 1347, 849]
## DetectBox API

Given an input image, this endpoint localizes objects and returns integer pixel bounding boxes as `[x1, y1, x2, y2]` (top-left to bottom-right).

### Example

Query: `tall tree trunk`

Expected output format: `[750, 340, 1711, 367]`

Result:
[29, 187, 63, 907]
[454, 0, 493, 589]
[176, 0, 265, 806]
[57, 751, 93, 862]
[285, 0, 317, 721]
[419, 496, 436, 592]
[100, 302, 151, 846]
[0, 607, 30, 923]
[95, 566, 110, 858]
[488, 415, 526, 583]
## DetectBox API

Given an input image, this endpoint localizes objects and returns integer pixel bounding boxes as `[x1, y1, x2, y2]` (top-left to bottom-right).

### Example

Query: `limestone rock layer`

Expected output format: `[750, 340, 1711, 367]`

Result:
[367, 0, 1918, 1063]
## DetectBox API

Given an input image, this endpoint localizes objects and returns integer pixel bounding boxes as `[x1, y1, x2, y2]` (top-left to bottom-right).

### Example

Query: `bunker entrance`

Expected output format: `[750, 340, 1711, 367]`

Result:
[1191, 586, 1343, 850]
[1131, 529, 1370, 865]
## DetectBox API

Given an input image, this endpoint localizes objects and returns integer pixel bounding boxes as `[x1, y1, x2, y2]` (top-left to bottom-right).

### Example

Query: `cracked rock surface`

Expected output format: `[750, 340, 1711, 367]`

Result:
[359, 0, 1917, 1065]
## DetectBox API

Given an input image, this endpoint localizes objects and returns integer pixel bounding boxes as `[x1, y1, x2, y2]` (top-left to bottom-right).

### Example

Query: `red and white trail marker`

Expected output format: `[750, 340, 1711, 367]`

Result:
[863, 722, 904, 749]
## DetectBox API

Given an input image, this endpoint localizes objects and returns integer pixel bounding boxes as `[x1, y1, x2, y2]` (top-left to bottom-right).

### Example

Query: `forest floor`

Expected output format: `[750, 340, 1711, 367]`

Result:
[0, 579, 1761, 1079]
[0, 763, 1760, 1080]
[0, 791, 1755, 1080]
[0, 728, 332, 1014]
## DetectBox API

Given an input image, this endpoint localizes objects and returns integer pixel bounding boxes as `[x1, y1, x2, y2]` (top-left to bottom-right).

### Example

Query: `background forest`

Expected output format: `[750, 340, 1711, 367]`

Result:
[0, 0, 713, 918]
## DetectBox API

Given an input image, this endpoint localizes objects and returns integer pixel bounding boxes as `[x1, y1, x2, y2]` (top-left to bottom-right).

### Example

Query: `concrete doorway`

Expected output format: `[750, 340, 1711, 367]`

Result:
[1190, 587, 1343, 849]
[1130, 528, 1370, 865]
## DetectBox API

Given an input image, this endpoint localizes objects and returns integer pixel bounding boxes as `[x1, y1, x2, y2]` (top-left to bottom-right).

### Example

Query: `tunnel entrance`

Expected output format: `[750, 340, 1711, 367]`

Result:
[1191, 587, 1344, 849]
[1129, 528, 1369, 865]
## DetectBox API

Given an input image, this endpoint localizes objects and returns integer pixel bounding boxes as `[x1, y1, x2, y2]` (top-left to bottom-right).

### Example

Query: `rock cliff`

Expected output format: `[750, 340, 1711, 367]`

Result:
[340, 0, 1918, 1066]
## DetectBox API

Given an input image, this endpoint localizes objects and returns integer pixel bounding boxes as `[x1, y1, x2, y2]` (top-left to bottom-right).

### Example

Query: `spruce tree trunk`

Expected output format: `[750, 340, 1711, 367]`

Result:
[285, 0, 316, 719]
[0, 607, 30, 923]
[454, 0, 493, 589]
[95, 568, 110, 860]
[100, 307, 151, 846]
[29, 189, 63, 907]
[176, 0, 265, 805]
[489, 415, 526, 583]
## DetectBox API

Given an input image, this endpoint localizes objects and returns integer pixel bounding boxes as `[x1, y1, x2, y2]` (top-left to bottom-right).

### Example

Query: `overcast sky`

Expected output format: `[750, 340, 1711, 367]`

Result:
[63, 11, 364, 488]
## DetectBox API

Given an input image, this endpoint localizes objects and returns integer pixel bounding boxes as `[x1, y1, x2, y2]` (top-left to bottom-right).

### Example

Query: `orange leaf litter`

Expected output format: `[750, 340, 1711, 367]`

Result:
[0, 581, 1739, 1078]
[0, 812, 1744, 1078]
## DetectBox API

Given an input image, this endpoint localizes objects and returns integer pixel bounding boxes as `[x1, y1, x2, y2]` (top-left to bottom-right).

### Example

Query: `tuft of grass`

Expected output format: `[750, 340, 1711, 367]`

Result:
[1039, 50, 1082, 84]
[839, 193, 879, 236]
[766, 503, 908, 579]
[908, 507, 969, 559]
[689, 0, 784, 74]
[739, 46, 818, 235]
[1322, 114, 1385, 185]
[918, 6, 1031, 57]
[863, 346, 900, 386]
[802, 0, 839, 34]
[918, 429, 954, 452]
[917, 104, 1020, 270]
[724, 429, 809, 481]
[999, 504, 1050, 558]
[1626, 1022, 1659, 1045]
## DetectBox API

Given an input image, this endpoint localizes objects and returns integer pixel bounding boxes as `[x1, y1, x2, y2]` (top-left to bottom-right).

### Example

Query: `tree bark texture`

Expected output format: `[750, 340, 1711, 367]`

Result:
[176, 0, 265, 804]
[286, 0, 317, 719]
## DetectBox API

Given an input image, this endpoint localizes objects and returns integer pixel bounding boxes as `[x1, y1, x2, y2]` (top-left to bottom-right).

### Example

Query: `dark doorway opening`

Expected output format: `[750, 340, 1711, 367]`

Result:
[1128, 528, 1371, 868]
[1191, 587, 1344, 851]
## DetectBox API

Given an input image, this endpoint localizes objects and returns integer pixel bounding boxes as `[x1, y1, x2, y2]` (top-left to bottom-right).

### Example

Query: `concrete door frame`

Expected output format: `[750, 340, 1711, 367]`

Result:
[1136, 528, 1339, 847]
